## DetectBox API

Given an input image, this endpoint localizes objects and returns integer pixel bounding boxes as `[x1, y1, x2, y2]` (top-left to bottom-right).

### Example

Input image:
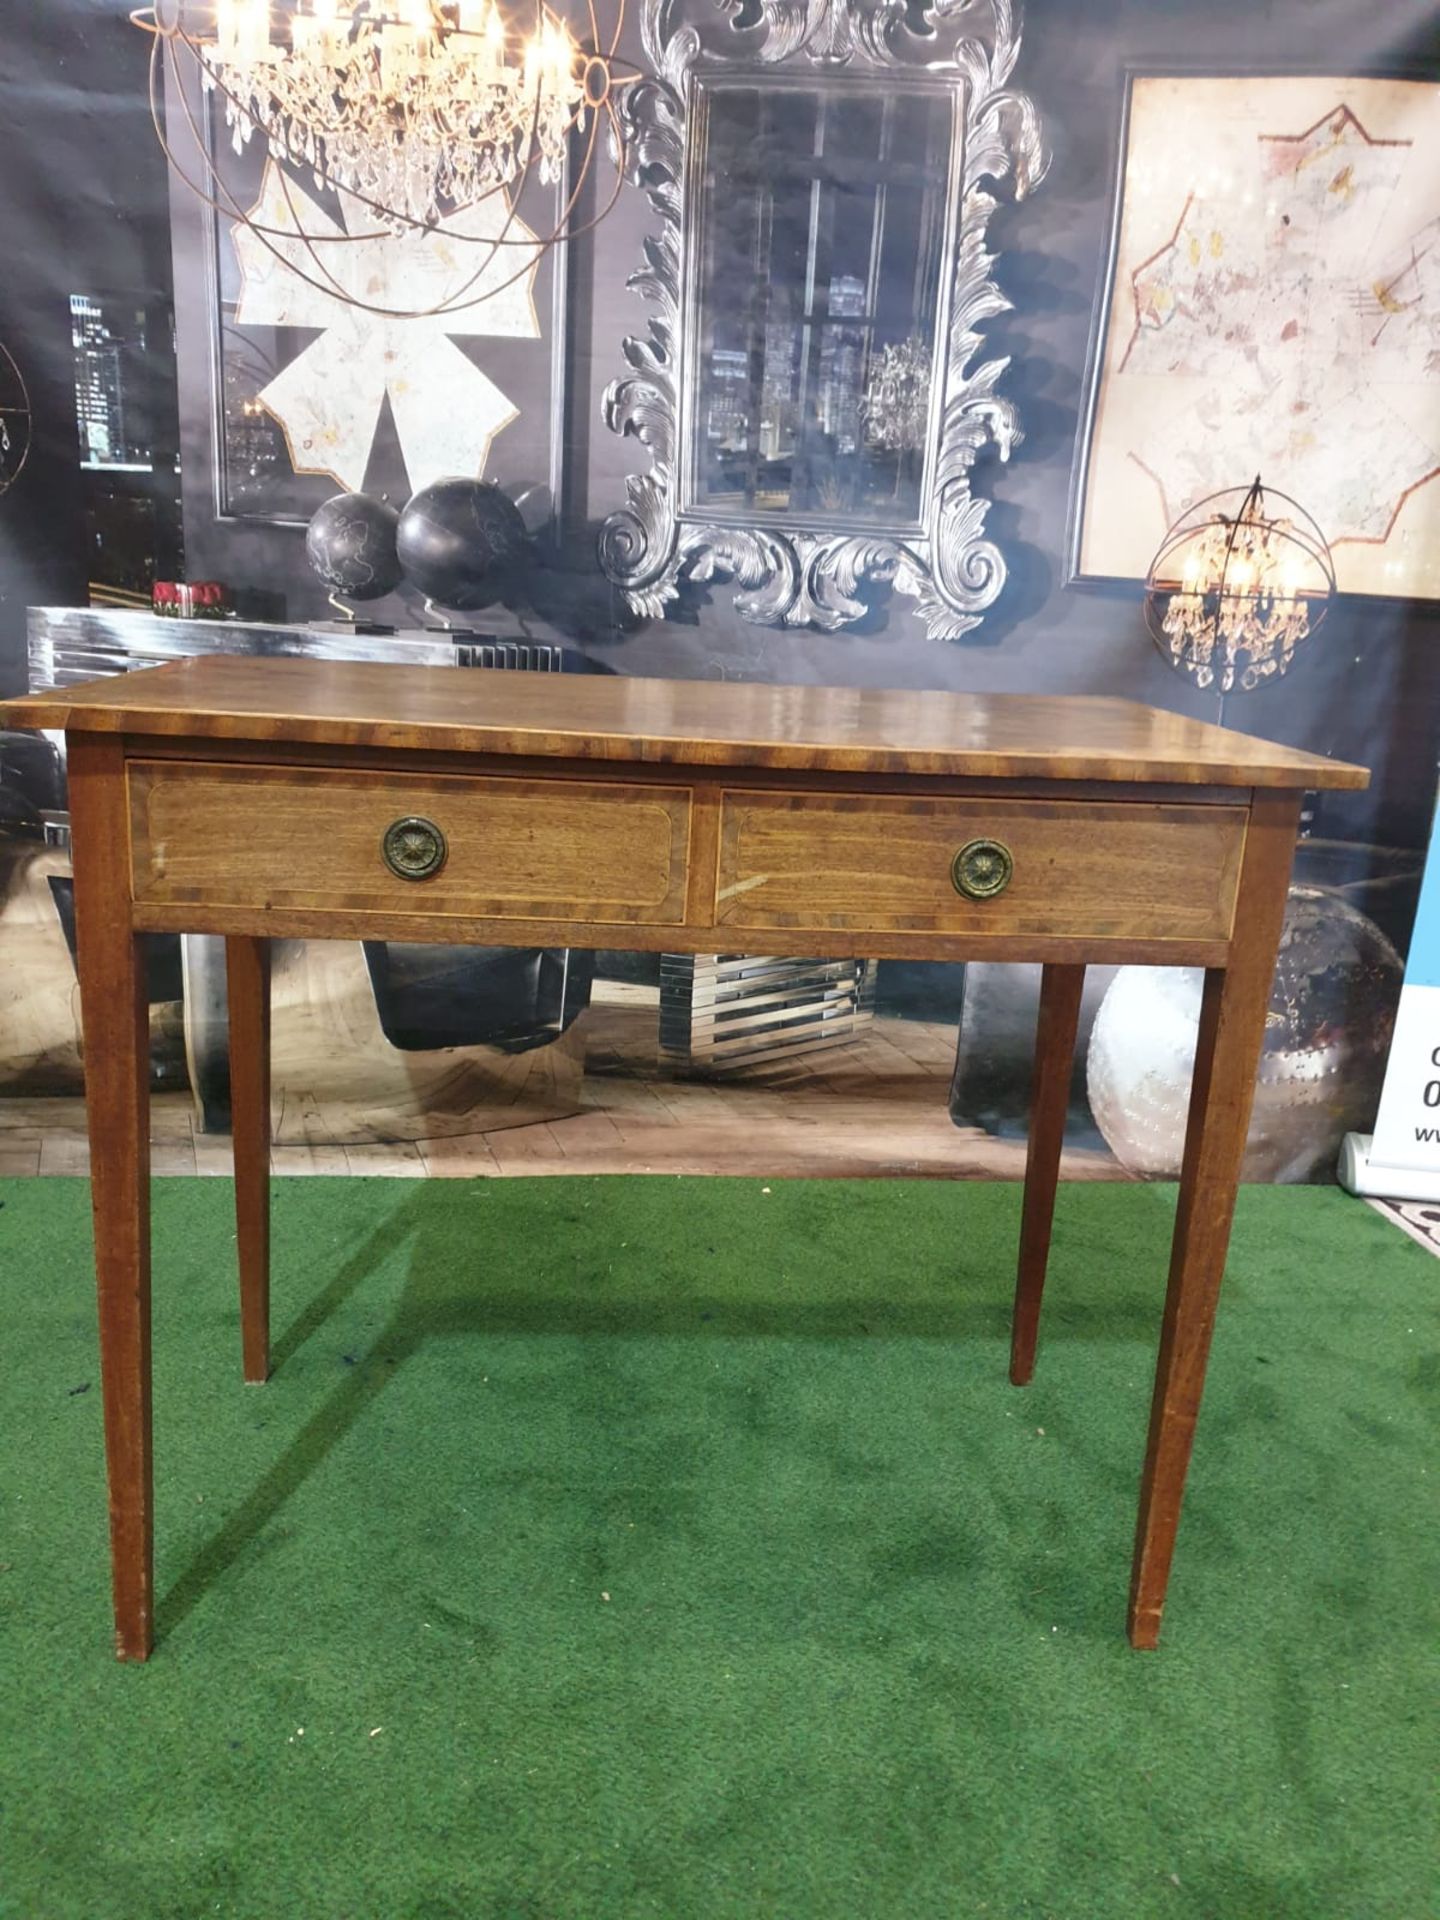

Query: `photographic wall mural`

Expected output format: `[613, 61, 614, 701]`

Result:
[1, 0, 1438, 1181]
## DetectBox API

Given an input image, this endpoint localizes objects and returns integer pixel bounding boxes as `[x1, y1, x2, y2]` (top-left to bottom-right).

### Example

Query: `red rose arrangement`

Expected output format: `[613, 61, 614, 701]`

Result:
[152, 581, 230, 619]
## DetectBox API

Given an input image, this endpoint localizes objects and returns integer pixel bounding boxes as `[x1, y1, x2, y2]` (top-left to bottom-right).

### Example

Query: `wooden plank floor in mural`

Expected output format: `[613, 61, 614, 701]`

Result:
[0, 979, 1127, 1182]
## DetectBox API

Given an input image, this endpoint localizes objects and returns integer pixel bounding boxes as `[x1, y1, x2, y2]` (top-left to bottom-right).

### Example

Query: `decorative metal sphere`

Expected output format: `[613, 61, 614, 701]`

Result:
[0, 340, 32, 500]
[305, 492, 403, 602]
[1087, 886, 1401, 1183]
[1144, 475, 1335, 693]
[396, 477, 529, 611]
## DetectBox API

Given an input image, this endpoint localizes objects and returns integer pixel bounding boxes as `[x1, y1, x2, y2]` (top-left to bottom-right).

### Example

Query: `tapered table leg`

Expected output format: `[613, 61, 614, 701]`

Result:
[1128, 791, 1301, 1649]
[226, 937, 272, 1384]
[1011, 964, 1085, 1386]
[68, 735, 153, 1662]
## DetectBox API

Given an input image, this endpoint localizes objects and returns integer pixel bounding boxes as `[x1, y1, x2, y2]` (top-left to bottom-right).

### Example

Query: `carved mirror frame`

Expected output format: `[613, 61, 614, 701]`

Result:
[599, 0, 1047, 638]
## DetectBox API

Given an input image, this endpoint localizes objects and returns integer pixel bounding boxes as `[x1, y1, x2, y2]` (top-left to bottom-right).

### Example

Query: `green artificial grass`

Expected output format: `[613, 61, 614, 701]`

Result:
[0, 1176, 1434, 1920]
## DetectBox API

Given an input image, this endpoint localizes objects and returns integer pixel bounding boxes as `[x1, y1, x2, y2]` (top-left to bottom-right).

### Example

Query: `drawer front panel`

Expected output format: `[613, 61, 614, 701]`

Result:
[129, 762, 692, 925]
[715, 792, 1246, 940]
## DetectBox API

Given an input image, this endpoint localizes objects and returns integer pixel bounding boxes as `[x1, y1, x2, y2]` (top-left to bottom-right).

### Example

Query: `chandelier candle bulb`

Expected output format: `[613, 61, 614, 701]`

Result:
[380, 20, 415, 82]
[241, 0, 272, 63]
[527, 23, 577, 99]
[288, 0, 323, 57]
[295, 0, 338, 57]
[216, 0, 270, 63]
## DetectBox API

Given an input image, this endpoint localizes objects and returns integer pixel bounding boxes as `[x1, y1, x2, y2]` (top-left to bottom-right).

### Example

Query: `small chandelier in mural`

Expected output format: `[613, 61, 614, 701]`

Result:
[1144, 477, 1336, 693]
[130, 1, 633, 319]
[860, 336, 933, 455]
[0, 340, 32, 500]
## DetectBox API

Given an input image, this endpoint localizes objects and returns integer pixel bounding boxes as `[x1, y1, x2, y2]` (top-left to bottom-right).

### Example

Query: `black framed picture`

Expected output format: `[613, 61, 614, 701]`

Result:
[204, 93, 570, 531]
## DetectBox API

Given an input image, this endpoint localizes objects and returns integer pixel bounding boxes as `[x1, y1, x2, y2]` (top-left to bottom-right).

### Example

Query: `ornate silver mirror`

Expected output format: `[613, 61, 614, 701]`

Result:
[600, 0, 1046, 638]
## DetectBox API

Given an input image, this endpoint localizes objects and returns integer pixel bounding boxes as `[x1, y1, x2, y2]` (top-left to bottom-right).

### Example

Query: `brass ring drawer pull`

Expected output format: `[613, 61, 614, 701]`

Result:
[951, 837, 1013, 900]
[382, 815, 448, 881]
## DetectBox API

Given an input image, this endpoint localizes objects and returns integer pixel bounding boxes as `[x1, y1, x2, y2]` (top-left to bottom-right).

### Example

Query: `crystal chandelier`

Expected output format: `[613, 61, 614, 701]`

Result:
[1143, 477, 1335, 693]
[131, 1, 631, 316]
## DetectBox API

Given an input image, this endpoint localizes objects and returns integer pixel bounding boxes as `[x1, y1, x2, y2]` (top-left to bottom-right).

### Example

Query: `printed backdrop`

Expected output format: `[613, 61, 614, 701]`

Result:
[1, 0, 1438, 1180]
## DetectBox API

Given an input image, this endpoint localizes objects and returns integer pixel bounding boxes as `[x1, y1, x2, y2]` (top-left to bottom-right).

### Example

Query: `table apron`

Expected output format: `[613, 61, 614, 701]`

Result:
[123, 755, 1249, 965]
[126, 901, 1232, 968]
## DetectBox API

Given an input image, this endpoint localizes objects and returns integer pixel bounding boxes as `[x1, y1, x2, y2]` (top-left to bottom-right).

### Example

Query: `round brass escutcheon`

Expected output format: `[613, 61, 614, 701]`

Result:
[382, 815, 448, 882]
[951, 837, 1014, 901]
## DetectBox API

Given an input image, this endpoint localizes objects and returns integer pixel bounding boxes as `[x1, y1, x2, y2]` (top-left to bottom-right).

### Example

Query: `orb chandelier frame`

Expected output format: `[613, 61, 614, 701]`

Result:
[0, 340, 32, 500]
[130, 0, 636, 321]
[1143, 475, 1336, 694]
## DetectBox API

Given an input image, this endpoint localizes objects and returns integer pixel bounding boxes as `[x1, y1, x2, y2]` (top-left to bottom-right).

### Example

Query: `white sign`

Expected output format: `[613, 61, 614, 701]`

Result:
[1340, 782, 1440, 1199]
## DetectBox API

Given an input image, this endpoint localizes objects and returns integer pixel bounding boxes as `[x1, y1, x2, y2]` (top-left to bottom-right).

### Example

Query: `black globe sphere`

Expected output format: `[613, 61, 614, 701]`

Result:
[396, 478, 529, 611]
[305, 493, 402, 602]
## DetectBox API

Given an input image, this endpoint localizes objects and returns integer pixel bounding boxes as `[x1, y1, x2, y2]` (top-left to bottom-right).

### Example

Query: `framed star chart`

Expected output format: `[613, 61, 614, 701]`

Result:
[205, 95, 570, 531]
[1070, 73, 1440, 603]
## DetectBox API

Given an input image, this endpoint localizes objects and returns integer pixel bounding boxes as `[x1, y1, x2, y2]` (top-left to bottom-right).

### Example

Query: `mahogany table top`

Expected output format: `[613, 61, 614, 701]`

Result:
[1, 657, 1369, 790]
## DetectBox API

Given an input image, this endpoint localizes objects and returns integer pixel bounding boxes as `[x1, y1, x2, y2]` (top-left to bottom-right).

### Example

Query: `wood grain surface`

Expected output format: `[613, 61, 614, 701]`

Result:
[66, 734, 155, 1661]
[128, 761, 692, 926]
[1011, 963, 1086, 1387]
[715, 791, 1247, 940]
[0, 657, 1369, 789]
[225, 936, 271, 1385]
[1127, 788, 1305, 1648]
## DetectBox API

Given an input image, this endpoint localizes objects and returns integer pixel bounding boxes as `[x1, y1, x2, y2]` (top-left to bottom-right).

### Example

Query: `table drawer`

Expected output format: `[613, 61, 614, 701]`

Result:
[128, 761, 692, 925]
[715, 791, 1247, 940]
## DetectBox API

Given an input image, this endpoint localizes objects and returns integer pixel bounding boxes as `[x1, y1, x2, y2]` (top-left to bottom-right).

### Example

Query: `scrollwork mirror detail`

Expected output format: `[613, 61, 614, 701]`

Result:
[599, 0, 1047, 638]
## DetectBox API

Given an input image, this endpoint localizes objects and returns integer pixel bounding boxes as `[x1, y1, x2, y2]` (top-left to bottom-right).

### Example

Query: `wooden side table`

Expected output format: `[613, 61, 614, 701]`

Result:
[0, 658, 1367, 1659]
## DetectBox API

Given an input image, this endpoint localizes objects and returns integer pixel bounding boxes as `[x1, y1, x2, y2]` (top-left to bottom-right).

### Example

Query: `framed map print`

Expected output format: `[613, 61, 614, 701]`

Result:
[1071, 74, 1440, 601]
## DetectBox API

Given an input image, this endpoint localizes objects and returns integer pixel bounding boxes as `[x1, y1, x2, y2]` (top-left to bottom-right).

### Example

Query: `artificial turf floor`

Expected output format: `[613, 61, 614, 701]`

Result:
[0, 1175, 1434, 1919]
